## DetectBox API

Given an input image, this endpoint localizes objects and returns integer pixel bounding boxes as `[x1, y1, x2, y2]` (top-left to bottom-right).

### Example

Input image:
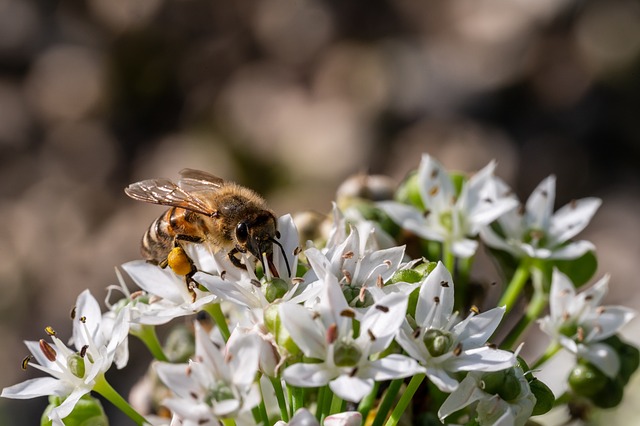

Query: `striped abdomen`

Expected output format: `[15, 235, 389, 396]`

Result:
[140, 207, 205, 264]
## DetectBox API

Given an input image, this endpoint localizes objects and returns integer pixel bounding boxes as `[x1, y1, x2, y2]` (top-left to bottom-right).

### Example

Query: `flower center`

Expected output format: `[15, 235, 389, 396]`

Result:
[423, 329, 453, 357]
[523, 228, 548, 247]
[333, 340, 362, 367]
[67, 354, 86, 379]
[205, 381, 235, 406]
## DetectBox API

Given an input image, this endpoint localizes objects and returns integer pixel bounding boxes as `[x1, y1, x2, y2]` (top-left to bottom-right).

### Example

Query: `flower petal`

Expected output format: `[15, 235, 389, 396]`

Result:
[283, 363, 334, 388]
[416, 262, 454, 329]
[525, 175, 556, 230]
[329, 375, 373, 403]
[279, 303, 326, 359]
[550, 198, 601, 243]
[1, 377, 69, 399]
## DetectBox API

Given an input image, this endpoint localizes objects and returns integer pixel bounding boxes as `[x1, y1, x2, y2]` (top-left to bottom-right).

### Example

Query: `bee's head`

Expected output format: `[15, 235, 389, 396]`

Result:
[234, 212, 290, 277]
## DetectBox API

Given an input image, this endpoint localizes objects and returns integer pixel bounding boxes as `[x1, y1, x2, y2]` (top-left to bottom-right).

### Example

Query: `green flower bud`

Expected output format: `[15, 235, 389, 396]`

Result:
[42, 394, 108, 426]
[265, 278, 289, 303]
[67, 354, 86, 379]
[568, 362, 607, 397]
[592, 376, 624, 409]
[617, 341, 640, 385]
[395, 171, 425, 210]
[423, 329, 453, 358]
[414, 261, 437, 276]
[529, 378, 554, 416]
[164, 325, 195, 363]
[480, 369, 521, 402]
[439, 211, 453, 232]
[333, 341, 362, 367]
[342, 286, 359, 304]
[390, 269, 422, 284]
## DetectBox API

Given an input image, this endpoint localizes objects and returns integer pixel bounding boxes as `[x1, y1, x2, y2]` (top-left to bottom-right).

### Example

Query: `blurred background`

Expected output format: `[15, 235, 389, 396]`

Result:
[1, 0, 639, 424]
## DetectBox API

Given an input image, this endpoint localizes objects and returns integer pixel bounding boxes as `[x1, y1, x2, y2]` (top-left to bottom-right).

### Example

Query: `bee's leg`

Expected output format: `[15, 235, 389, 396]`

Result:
[168, 235, 204, 287]
[228, 248, 248, 270]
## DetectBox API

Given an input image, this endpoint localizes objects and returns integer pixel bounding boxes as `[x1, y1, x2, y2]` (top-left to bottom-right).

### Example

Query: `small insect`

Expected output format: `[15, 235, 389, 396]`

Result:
[125, 169, 289, 281]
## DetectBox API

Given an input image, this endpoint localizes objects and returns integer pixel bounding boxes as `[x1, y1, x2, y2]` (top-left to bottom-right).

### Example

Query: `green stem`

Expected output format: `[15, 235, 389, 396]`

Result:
[531, 341, 562, 370]
[316, 385, 327, 421]
[222, 419, 237, 426]
[269, 377, 289, 422]
[384, 374, 425, 426]
[442, 241, 455, 275]
[357, 381, 380, 422]
[93, 374, 148, 425]
[329, 391, 344, 415]
[498, 260, 531, 314]
[202, 302, 230, 342]
[133, 324, 168, 362]
[289, 385, 304, 416]
[371, 379, 403, 426]
[501, 289, 548, 350]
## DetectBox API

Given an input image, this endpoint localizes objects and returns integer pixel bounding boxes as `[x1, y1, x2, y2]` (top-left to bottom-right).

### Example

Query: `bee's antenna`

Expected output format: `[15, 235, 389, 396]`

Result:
[270, 238, 292, 277]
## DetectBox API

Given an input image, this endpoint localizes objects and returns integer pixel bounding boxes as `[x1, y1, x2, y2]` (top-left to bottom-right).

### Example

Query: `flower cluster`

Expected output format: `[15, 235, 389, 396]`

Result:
[3, 153, 637, 426]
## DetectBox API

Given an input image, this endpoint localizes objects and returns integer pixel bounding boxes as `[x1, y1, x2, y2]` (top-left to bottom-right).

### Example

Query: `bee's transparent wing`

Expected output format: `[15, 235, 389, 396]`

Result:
[178, 168, 225, 193]
[125, 178, 214, 215]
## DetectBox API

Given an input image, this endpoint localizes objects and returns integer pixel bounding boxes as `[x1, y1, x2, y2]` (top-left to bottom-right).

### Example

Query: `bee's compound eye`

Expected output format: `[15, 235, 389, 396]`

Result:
[236, 222, 249, 244]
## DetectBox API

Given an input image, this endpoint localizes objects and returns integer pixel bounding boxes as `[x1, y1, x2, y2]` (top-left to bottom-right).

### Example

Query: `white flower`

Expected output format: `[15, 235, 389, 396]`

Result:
[279, 273, 424, 403]
[121, 258, 216, 325]
[539, 269, 636, 377]
[480, 175, 601, 260]
[439, 367, 536, 426]
[396, 262, 515, 392]
[379, 154, 518, 258]
[273, 409, 362, 426]
[1, 290, 129, 426]
[155, 321, 261, 424]
[303, 224, 405, 307]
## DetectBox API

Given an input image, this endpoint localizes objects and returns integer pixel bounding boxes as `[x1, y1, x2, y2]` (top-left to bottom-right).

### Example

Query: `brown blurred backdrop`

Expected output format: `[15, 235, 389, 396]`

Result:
[1, 0, 639, 424]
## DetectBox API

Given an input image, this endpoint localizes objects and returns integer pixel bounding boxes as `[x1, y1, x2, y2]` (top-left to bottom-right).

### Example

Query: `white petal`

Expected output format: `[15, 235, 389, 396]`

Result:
[550, 198, 601, 243]
[425, 367, 459, 393]
[288, 408, 320, 426]
[395, 327, 428, 365]
[73, 290, 103, 348]
[584, 306, 636, 341]
[525, 175, 556, 230]
[279, 303, 326, 359]
[416, 262, 454, 329]
[324, 411, 362, 426]
[454, 307, 505, 347]
[549, 269, 576, 321]
[283, 363, 334, 388]
[547, 240, 594, 260]
[226, 332, 261, 388]
[479, 226, 520, 256]
[417, 154, 455, 211]
[377, 202, 442, 242]
[438, 374, 485, 420]
[580, 342, 620, 378]
[329, 375, 373, 403]
[50, 387, 90, 421]
[122, 261, 188, 304]
[360, 292, 407, 341]
[1, 377, 69, 399]
[446, 347, 515, 372]
[451, 238, 479, 259]
[155, 362, 200, 399]
[367, 354, 425, 381]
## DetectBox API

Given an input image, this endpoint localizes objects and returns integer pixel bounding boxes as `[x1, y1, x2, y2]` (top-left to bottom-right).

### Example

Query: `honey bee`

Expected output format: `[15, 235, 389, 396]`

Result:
[125, 169, 289, 280]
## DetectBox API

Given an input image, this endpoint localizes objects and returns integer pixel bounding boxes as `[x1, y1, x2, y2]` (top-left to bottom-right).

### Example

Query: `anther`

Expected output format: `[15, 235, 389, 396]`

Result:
[294, 247, 302, 256]
[412, 328, 421, 339]
[79, 316, 87, 324]
[250, 279, 261, 288]
[376, 275, 384, 288]
[80, 345, 89, 358]
[440, 280, 449, 287]
[375, 305, 389, 313]
[340, 309, 356, 318]
[470, 305, 480, 315]
[70, 306, 76, 320]
[39, 339, 57, 362]
[349, 367, 359, 377]
[359, 286, 366, 303]
[367, 329, 376, 341]
[342, 251, 354, 259]
[326, 323, 338, 344]
[45, 326, 56, 336]
[21, 355, 32, 370]
[429, 185, 439, 197]
[342, 269, 352, 285]
[453, 343, 463, 356]
[485, 343, 497, 349]
[433, 296, 440, 304]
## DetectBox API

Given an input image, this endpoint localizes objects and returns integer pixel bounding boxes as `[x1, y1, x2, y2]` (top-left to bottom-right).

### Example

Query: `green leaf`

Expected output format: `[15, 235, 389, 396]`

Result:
[553, 250, 598, 288]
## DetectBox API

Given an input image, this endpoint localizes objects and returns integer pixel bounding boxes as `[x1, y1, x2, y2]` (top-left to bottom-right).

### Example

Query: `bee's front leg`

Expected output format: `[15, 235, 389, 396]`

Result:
[228, 248, 248, 270]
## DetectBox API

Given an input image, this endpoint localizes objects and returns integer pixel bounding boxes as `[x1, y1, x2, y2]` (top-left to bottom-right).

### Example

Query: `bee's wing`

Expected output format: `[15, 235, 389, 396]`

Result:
[125, 178, 214, 216]
[178, 168, 225, 192]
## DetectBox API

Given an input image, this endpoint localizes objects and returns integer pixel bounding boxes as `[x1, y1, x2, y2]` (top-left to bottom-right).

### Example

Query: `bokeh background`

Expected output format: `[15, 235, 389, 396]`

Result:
[1, 0, 639, 424]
